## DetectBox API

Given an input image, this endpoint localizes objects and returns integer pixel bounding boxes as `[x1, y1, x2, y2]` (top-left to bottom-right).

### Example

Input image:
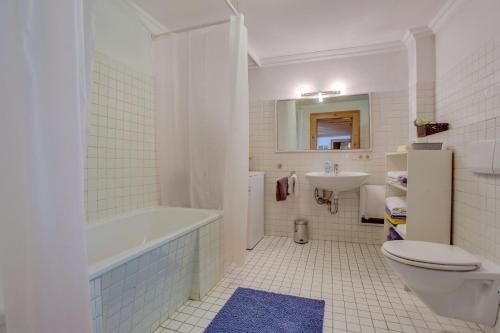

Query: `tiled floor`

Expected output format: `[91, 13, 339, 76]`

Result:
[154, 236, 485, 333]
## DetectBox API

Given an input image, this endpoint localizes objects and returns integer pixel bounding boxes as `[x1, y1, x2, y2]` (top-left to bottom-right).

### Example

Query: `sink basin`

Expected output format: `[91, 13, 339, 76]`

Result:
[305, 171, 369, 193]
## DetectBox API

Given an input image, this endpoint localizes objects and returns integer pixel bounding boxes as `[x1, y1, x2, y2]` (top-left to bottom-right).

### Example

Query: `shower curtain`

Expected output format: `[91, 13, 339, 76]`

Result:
[154, 16, 249, 265]
[0, 1, 95, 332]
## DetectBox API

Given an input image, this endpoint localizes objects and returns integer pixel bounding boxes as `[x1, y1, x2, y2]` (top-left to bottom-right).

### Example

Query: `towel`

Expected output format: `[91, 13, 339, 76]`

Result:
[387, 171, 408, 179]
[384, 211, 406, 225]
[396, 224, 407, 238]
[385, 207, 406, 220]
[388, 171, 408, 188]
[287, 174, 298, 196]
[360, 185, 385, 219]
[385, 196, 407, 216]
[387, 227, 403, 241]
[276, 177, 288, 201]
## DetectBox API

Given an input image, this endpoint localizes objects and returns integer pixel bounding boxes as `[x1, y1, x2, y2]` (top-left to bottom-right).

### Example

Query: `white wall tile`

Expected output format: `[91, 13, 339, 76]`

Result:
[89, 219, 224, 333]
[249, 91, 409, 244]
[430, 37, 500, 333]
[91, 231, 197, 333]
[191, 219, 224, 300]
[432, 40, 500, 266]
[85, 52, 159, 223]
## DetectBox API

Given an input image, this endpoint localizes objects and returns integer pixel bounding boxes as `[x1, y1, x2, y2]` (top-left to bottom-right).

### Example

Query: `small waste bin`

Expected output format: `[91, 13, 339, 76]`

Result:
[294, 219, 309, 244]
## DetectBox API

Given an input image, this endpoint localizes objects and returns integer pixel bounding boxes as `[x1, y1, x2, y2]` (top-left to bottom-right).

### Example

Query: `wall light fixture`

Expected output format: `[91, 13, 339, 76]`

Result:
[300, 89, 341, 102]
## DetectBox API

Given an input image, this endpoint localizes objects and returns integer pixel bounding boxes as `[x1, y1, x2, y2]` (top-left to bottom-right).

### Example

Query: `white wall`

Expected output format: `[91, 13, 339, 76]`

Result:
[435, 0, 500, 76]
[250, 92, 408, 244]
[86, 52, 158, 223]
[430, 3, 500, 330]
[434, 1, 500, 260]
[249, 50, 408, 100]
[249, 51, 409, 243]
[95, 0, 153, 74]
[86, 1, 159, 223]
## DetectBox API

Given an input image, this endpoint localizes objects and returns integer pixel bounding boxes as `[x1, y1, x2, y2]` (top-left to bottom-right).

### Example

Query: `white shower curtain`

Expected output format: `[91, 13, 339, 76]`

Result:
[154, 16, 249, 266]
[0, 1, 95, 332]
[225, 16, 250, 265]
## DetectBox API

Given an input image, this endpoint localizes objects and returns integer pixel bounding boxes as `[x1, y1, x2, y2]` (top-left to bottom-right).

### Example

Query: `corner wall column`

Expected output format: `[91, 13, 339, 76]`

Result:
[404, 27, 436, 141]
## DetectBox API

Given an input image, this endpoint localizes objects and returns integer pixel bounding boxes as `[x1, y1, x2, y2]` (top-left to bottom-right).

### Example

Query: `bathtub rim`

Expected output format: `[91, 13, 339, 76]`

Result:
[87, 206, 223, 280]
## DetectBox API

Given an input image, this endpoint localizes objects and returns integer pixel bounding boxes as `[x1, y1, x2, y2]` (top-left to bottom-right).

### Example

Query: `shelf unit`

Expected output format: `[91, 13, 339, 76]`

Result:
[384, 150, 452, 244]
[386, 181, 407, 192]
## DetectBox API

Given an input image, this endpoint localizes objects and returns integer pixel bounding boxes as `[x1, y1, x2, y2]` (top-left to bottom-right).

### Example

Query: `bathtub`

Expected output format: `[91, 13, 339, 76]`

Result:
[0, 207, 220, 333]
[87, 207, 224, 333]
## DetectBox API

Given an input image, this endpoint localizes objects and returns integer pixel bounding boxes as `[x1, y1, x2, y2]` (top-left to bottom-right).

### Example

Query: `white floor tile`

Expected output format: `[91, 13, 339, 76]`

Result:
[153, 236, 486, 333]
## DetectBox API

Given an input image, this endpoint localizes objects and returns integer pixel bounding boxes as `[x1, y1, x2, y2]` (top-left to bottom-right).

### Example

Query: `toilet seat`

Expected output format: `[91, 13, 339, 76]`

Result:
[382, 240, 481, 271]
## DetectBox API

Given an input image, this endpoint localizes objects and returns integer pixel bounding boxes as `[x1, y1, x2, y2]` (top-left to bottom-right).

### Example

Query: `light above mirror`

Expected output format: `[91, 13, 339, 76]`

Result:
[276, 93, 371, 152]
[300, 89, 341, 102]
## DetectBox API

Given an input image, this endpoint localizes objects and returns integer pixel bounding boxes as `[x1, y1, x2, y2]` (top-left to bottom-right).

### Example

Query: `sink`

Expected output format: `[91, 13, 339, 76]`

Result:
[305, 171, 369, 193]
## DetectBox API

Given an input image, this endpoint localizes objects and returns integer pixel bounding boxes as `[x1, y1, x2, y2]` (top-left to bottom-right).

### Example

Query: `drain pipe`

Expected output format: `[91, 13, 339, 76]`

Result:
[313, 188, 339, 215]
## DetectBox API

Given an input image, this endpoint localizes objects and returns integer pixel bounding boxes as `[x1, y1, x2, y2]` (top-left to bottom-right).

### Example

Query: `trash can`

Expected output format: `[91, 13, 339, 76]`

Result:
[294, 219, 309, 244]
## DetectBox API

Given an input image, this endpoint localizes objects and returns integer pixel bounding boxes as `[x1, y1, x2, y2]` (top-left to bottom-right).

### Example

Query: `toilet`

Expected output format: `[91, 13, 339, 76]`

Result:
[382, 240, 500, 326]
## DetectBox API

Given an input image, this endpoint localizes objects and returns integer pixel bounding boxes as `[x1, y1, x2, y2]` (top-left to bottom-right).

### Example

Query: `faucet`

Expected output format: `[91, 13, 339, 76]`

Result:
[325, 161, 340, 175]
[333, 163, 339, 175]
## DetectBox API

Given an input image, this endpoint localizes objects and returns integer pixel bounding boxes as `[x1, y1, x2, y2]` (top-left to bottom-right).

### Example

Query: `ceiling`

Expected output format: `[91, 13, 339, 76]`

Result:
[134, 0, 448, 64]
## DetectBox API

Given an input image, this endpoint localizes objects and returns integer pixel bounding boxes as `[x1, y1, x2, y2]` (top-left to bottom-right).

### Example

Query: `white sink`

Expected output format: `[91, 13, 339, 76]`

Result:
[305, 171, 369, 193]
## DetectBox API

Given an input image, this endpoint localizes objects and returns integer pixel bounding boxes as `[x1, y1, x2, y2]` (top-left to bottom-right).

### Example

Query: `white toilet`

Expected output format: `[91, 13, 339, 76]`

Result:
[382, 240, 500, 326]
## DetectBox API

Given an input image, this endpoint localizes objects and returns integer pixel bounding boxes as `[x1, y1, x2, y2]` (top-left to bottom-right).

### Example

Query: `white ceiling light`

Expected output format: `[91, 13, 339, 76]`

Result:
[331, 82, 346, 95]
[318, 91, 323, 102]
[300, 88, 341, 101]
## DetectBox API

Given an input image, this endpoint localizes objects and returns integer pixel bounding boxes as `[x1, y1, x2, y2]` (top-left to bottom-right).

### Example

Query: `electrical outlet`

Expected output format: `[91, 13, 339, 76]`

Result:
[351, 154, 371, 161]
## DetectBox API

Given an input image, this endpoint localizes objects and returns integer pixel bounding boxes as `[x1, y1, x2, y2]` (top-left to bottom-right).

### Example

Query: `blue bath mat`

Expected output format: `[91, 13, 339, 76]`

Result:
[204, 287, 325, 333]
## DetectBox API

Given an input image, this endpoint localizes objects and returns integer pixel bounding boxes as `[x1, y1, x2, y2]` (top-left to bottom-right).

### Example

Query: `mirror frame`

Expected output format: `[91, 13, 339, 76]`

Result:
[274, 92, 373, 153]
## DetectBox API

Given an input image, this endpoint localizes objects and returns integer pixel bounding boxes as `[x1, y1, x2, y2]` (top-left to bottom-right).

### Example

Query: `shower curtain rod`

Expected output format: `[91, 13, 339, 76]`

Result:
[149, 0, 264, 66]
[152, 19, 231, 39]
[224, 0, 239, 16]
[153, 0, 239, 39]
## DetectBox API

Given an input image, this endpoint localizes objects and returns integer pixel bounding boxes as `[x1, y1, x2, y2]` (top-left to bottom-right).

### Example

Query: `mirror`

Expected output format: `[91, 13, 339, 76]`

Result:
[276, 93, 371, 152]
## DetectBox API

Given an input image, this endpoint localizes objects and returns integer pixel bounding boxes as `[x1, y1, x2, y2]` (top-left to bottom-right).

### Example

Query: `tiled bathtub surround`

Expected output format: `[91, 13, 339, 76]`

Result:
[430, 40, 500, 264]
[86, 52, 159, 223]
[90, 231, 196, 333]
[191, 220, 224, 300]
[249, 91, 409, 244]
[90, 219, 223, 333]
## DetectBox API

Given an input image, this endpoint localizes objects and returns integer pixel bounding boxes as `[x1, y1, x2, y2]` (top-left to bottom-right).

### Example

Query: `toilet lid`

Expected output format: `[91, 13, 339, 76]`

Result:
[383, 240, 481, 269]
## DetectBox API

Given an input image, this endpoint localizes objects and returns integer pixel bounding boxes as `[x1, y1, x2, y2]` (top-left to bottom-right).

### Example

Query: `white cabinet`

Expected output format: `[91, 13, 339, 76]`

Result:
[247, 172, 264, 249]
[385, 150, 452, 244]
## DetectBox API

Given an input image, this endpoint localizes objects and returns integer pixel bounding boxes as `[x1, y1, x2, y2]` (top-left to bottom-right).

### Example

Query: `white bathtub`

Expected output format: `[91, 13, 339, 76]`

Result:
[87, 206, 224, 333]
[87, 206, 221, 279]
[0, 207, 223, 333]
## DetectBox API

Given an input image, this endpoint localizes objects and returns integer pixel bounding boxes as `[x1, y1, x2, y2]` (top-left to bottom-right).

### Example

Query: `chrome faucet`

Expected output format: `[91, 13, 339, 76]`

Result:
[324, 161, 339, 175]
